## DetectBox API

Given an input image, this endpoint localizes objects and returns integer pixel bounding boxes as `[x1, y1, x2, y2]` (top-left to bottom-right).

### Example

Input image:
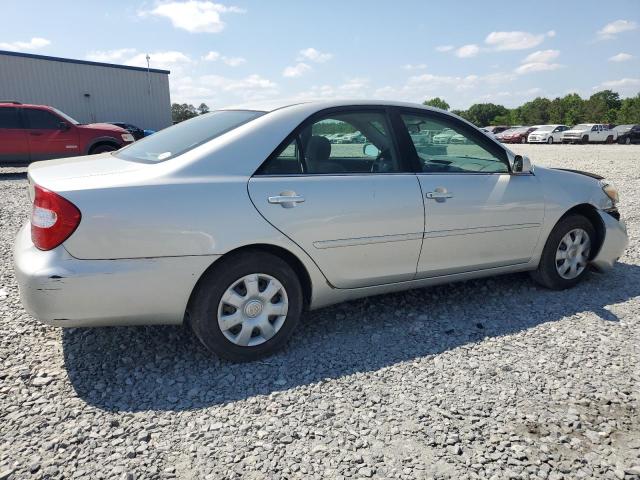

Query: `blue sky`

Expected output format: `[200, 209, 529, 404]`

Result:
[2, 0, 638, 109]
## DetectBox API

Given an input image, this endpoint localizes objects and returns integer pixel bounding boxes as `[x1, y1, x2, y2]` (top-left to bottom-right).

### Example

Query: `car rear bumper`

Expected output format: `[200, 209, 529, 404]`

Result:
[591, 211, 628, 271]
[13, 223, 220, 327]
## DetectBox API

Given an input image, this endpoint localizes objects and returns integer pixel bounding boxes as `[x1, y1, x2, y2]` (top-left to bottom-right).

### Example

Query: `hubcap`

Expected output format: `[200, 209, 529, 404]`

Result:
[217, 273, 288, 347]
[555, 228, 591, 280]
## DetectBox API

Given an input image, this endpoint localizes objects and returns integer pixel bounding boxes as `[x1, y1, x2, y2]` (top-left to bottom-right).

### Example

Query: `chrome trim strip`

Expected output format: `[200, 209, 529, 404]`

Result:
[313, 232, 423, 249]
[424, 223, 540, 238]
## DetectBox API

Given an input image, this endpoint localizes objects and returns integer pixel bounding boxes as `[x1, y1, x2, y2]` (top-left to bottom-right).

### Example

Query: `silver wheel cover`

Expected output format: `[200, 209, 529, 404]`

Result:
[217, 273, 289, 347]
[555, 228, 591, 280]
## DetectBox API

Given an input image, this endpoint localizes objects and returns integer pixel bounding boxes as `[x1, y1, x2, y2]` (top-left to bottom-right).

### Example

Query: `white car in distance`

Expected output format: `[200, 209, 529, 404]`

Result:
[528, 125, 570, 144]
[562, 124, 618, 144]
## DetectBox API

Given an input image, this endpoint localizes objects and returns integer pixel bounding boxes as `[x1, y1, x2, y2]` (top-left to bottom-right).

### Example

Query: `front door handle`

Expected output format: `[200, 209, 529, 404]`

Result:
[268, 191, 305, 208]
[426, 190, 454, 201]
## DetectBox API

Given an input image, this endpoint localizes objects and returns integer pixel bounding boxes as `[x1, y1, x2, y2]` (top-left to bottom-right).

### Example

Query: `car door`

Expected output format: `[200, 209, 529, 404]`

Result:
[23, 108, 80, 160]
[0, 106, 29, 163]
[397, 109, 545, 278]
[248, 108, 425, 288]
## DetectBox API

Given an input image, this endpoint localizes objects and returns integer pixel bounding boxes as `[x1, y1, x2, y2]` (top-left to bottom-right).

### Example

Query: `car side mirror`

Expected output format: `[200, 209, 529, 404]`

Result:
[363, 143, 380, 157]
[59, 122, 70, 131]
[512, 155, 532, 174]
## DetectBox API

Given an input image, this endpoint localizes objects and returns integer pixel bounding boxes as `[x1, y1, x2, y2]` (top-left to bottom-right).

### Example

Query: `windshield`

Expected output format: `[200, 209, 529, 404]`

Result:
[52, 108, 80, 125]
[535, 125, 554, 132]
[573, 124, 591, 130]
[115, 110, 265, 162]
[512, 127, 530, 134]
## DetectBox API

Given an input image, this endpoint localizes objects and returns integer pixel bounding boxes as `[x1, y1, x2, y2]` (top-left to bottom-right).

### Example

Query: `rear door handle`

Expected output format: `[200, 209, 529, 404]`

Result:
[268, 192, 305, 208]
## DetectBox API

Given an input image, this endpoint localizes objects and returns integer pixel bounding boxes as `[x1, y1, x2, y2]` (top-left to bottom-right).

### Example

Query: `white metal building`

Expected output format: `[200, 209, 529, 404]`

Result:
[0, 50, 171, 131]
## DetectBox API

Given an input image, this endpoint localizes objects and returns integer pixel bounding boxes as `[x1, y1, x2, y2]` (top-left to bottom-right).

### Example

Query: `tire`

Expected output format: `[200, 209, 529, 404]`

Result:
[625, 137, 631, 145]
[530, 214, 596, 290]
[189, 251, 303, 361]
[581, 135, 589, 144]
[547, 136, 553, 144]
[520, 137, 526, 144]
[606, 135, 613, 144]
[90, 143, 118, 154]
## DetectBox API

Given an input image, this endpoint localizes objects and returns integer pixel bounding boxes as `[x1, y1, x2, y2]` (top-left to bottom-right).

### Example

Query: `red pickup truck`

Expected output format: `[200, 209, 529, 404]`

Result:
[0, 101, 134, 165]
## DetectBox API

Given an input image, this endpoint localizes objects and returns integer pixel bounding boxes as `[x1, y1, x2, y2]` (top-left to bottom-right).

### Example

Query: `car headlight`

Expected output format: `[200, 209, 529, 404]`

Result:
[121, 133, 135, 142]
[600, 180, 619, 205]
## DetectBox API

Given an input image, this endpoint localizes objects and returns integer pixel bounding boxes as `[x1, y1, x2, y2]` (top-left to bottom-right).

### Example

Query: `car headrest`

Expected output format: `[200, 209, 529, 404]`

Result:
[306, 136, 331, 164]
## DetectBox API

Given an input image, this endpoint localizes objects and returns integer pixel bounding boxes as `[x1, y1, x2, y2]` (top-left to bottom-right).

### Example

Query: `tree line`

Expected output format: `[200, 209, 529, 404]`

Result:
[171, 103, 210, 123]
[423, 91, 640, 127]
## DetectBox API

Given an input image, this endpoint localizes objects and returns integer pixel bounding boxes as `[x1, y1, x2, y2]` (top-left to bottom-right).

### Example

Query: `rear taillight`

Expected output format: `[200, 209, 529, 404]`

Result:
[31, 184, 81, 251]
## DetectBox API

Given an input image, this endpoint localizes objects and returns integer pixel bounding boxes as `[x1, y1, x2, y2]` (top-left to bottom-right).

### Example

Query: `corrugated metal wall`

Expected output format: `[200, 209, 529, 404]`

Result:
[0, 53, 171, 131]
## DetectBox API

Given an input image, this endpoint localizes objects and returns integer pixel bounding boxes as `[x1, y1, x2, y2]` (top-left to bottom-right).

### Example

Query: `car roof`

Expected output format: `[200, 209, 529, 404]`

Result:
[218, 98, 448, 114]
[0, 102, 51, 108]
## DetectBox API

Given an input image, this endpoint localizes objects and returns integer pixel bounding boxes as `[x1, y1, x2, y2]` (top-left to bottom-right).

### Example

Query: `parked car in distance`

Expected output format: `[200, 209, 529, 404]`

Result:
[432, 128, 456, 144]
[562, 124, 617, 144]
[106, 122, 155, 140]
[527, 125, 571, 144]
[615, 124, 640, 145]
[0, 101, 134, 165]
[495, 127, 521, 142]
[449, 132, 469, 144]
[500, 126, 539, 144]
[14, 100, 628, 361]
[482, 125, 511, 135]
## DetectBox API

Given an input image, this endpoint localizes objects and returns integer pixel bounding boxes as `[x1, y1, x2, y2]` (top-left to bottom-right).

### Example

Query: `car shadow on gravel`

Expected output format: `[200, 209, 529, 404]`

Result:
[0, 171, 27, 181]
[62, 262, 640, 412]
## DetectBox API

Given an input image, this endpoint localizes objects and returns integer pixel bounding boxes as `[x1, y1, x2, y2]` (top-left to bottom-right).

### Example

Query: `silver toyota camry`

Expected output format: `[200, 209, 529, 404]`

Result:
[14, 100, 628, 361]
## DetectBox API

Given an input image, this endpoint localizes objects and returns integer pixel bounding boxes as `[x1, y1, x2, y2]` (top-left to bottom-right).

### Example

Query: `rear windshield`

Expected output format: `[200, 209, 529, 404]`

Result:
[115, 110, 265, 162]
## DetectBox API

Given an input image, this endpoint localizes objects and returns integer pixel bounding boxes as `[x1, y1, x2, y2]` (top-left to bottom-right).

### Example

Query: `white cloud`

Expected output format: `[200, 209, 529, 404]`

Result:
[522, 49, 560, 64]
[143, 1, 245, 33]
[203, 50, 220, 61]
[86, 48, 137, 62]
[598, 78, 640, 89]
[455, 44, 480, 58]
[435, 45, 454, 52]
[403, 63, 427, 70]
[597, 20, 637, 40]
[202, 51, 246, 66]
[609, 52, 633, 62]
[127, 51, 191, 70]
[297, 47, 333, 63]
[485, 30, 555, 50]
[0, 37, 50, 52]
[282, 63, 312, 78]
[172, 73, 278, 105]
[222, 56, 245, 66]
[515, 62, 562, 75]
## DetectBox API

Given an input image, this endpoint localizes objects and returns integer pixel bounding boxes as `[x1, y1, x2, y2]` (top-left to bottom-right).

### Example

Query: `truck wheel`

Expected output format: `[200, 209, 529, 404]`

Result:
[605, 135, 613, 144]
[581, 135, 589, 144]
[90, 144, 118, 154]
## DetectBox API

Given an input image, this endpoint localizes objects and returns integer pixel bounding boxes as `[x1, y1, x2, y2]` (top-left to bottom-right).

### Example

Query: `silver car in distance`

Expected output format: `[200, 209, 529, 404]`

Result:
[14, 100, 628, 361]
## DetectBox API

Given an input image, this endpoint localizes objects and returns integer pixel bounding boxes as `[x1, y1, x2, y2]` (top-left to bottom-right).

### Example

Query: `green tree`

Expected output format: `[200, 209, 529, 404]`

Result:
[584, 90, 621, 123]
[464, 103, 509, 126]
[560, 93, 585, 126]
[518, 97, 552, 125]
[616, 94, 640, 124]
[548, 97, 565, 124]
[423, 97, 450, 111]
[171, 103, 198, 123]
[198, 103, 210, 115]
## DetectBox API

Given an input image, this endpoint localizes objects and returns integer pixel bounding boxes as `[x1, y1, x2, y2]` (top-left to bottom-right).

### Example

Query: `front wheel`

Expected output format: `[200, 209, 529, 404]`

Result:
[547, 136, 554, 144]
[90, 144, 118, 154]
[581, 135, 589, 144]
[189, 251, 303, 361]
[530, 214, 595, 290]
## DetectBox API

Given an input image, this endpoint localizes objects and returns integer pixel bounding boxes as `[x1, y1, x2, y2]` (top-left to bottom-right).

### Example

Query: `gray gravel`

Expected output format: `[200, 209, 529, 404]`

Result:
[1, 144, 639, 479]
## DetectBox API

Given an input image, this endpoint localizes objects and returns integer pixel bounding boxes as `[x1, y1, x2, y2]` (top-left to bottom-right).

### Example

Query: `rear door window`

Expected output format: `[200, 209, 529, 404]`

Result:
[0, 107, 22, 129]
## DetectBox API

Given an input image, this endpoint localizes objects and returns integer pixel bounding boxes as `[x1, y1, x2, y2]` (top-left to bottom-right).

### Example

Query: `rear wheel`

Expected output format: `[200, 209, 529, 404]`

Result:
[189, 251, 303, 361]
[530, 214, 595, 290]
[520, 137, 526, 144]
[625, 137, 631, 145]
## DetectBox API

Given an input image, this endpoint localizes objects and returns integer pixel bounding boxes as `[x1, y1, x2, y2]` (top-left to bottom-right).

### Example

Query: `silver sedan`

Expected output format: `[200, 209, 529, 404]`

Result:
[14, 100, 628, 361]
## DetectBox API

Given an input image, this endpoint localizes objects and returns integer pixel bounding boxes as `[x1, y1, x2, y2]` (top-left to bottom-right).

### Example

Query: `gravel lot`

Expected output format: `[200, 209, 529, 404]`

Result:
[1, 144, 639, 480]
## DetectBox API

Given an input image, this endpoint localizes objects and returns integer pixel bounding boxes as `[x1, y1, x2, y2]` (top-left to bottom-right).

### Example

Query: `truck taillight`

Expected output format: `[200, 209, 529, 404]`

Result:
[31, 184, 81, 251]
